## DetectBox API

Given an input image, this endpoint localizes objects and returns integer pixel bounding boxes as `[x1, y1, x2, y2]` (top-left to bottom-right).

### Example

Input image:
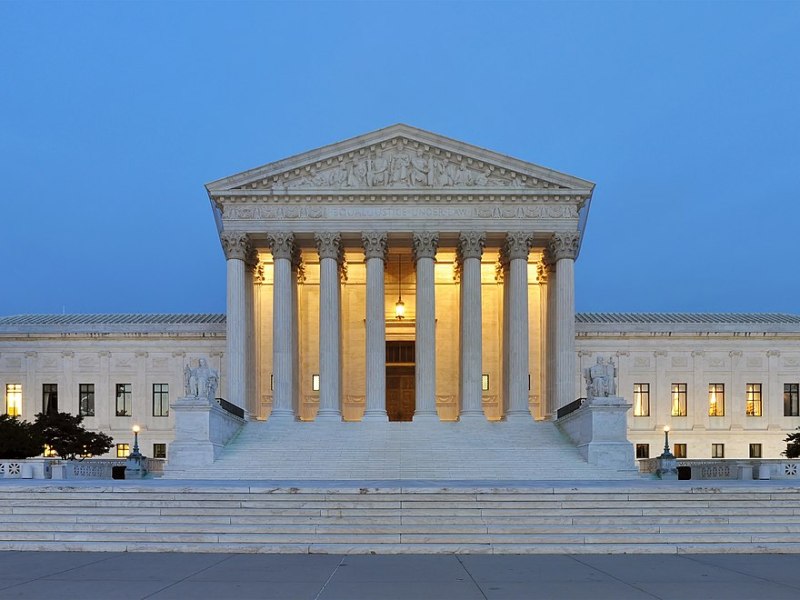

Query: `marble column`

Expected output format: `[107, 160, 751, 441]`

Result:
[505, 232, 533, 420]
[244, 247, 258, 418]
[314, 232, 342, 421]
[413, 232, 439, 421]
[220, 231, 250, 414]
[549, 232, 580, 413]
[267, 232, 296, 420]
[362, 232, 389, 421]
[536, 261, 551, 419]
[458, 231, 486, 420]
[291, 246, 303, 417]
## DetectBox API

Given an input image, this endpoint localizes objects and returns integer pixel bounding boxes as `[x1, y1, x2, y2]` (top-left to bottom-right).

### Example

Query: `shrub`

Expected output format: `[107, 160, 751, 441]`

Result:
[783, 427, 800, 459]
[0, 415, 44, 459]
[33, 412, 113, 460]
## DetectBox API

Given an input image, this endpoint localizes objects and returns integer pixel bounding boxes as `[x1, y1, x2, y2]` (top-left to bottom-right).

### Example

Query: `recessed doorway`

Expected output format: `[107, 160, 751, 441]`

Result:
[386, 341, 415, 421]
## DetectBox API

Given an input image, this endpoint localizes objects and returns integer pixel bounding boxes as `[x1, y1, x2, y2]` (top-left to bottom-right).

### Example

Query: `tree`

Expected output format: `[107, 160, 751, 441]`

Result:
[0, 415, 43, 459]
[783, 427, 800, 459]
[33, 412, 113, 460]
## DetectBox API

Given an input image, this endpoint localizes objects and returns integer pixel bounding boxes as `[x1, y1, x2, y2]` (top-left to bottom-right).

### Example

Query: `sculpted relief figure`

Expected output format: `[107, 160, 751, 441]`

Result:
[184, 358, 219, 403]
[269, 145, 559, 190]
[584, 357, 617, 398]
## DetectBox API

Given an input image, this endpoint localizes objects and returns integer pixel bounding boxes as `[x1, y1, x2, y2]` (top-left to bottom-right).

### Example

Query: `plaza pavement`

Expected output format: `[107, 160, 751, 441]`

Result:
[0, 551, 799, 599]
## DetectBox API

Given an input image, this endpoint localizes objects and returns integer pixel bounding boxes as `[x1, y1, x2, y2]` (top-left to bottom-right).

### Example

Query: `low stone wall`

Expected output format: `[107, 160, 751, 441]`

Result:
[0, 459, 53, 479]
[638, 458, 800, 480]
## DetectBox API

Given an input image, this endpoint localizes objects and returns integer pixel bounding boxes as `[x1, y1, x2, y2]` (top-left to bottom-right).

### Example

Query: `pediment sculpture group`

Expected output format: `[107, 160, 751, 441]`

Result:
[269, 147, 546, 190]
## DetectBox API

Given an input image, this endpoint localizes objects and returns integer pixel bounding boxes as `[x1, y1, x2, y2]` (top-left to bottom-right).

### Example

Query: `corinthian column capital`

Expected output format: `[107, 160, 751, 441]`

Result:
[458, 231, 486, 260]
[267, 232, 295, 261]
[505, 232, 533, 261]
[549, 232, 580, 261]
[412, 232, 439, 262]
[361, 232, 388, 260]
[315, 232, 342, 260]
[220, 232, 250, 261]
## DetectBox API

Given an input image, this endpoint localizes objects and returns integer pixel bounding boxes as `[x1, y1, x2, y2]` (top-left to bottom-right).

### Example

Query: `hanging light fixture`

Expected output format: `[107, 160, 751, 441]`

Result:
[394, 254, 405, 320]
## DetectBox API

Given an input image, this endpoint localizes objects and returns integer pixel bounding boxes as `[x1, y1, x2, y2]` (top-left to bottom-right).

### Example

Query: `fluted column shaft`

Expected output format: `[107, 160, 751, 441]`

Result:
[315, 233, 342, 420]
[268, 233, 295, 419]
[458, 231, 486, 420]
[220, 232, 250, 415]
[362, 232, 388, 421]
[244, 248, 258, 418]
[550, 233, 580, 413]
[506, 232, 533, 419]
[413, 232, 439, 420]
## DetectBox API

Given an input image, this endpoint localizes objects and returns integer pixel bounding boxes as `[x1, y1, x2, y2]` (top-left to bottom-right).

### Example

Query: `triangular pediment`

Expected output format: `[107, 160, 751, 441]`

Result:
[206, 124, 594, 194]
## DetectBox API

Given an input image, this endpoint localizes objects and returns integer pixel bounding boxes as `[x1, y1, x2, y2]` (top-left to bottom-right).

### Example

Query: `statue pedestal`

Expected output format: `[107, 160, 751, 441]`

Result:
[557, 395, 637, 472]
[165, 396, 245, 476]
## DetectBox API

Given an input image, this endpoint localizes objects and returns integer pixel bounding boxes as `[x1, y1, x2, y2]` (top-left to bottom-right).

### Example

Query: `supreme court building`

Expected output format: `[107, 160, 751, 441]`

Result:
[207, 124, 588, 425]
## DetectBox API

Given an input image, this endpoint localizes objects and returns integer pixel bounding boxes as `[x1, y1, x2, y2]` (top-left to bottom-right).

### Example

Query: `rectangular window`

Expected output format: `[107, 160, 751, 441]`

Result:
[79, 383, 95, 417]
[152, 383, 169, 417]
[746, 383, 762, 417]
[749, 443, 762, 458]
[5, 384, 22, 417]
[712, 443, 725, 458]
[635, 443, 650, 459]
[673, 443, 687, 459]
[116, 443, 130, 458]
[708, 383, 725, 416]
[42, 383, 58, 415]
[116, 383, 132, 417]
[785, 384, 800, 417]
[671, 383, 687, 417]
[153, 443, 167, 459]
[633, 383, 650, 417]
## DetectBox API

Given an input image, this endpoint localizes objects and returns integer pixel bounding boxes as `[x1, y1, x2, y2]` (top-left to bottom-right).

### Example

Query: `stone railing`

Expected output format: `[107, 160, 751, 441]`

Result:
[0, 459, 53, 479]
[0, 457, 165, 480]
[638, 458, 800, 480]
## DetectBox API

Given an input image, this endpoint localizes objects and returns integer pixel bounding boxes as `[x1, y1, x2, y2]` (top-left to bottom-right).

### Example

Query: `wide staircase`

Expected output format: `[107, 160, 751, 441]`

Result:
[1, 482, 800, 553]
[166, 419, 635, 480]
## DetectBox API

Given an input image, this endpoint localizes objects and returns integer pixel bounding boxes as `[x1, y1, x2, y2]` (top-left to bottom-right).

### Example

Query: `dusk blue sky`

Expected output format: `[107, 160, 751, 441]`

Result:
[2, 1, 798, 316]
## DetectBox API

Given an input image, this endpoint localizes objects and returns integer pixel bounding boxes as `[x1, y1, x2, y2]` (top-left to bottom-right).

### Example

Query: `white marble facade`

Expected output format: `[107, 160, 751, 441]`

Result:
[1, 125, 799, 460]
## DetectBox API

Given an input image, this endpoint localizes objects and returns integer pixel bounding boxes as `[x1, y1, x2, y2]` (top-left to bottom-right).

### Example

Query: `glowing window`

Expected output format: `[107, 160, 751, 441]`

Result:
[708, 384, 725, 416]
[116, 443, 130, 458]
[5, 384, 21, 417]
[671, 383, 687, 417]
[746, 383, 762, 417]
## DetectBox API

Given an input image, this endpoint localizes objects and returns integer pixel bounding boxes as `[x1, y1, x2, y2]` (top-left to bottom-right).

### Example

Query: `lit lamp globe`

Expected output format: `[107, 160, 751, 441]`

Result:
[395, 300, 405, 320]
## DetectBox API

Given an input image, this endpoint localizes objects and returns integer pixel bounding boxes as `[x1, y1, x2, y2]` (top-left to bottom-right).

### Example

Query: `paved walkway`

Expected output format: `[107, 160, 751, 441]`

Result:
[0, 552, 799, 599]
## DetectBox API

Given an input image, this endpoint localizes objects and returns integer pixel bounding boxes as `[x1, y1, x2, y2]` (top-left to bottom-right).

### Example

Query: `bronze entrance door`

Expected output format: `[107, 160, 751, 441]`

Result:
[386, 341, 415, 422]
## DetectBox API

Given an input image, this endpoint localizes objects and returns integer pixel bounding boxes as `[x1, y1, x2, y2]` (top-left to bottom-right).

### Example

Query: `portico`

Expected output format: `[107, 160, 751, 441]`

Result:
[206, 125, 594, 423]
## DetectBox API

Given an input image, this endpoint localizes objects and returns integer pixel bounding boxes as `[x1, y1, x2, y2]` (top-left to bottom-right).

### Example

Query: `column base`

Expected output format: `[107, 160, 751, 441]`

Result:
[504, 411, 533, 421]
[458, 411, 486, 421]
[268, 409, 296, 421]
[412, 411, 440, 422]
[361, 410, 388, 422]
[314, 410, 342, 422]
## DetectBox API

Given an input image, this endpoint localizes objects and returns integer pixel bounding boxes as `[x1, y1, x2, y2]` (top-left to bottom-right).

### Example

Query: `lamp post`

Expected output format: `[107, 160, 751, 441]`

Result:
[124, 424, 147, 480]
[132, 424, 141, 456]
[657, 425, 678, 480]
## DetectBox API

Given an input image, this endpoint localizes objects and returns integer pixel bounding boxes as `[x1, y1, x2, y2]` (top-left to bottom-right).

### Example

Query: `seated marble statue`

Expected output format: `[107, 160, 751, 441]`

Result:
[184, 358, 219, 402]
[584, 356, 617, 398]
